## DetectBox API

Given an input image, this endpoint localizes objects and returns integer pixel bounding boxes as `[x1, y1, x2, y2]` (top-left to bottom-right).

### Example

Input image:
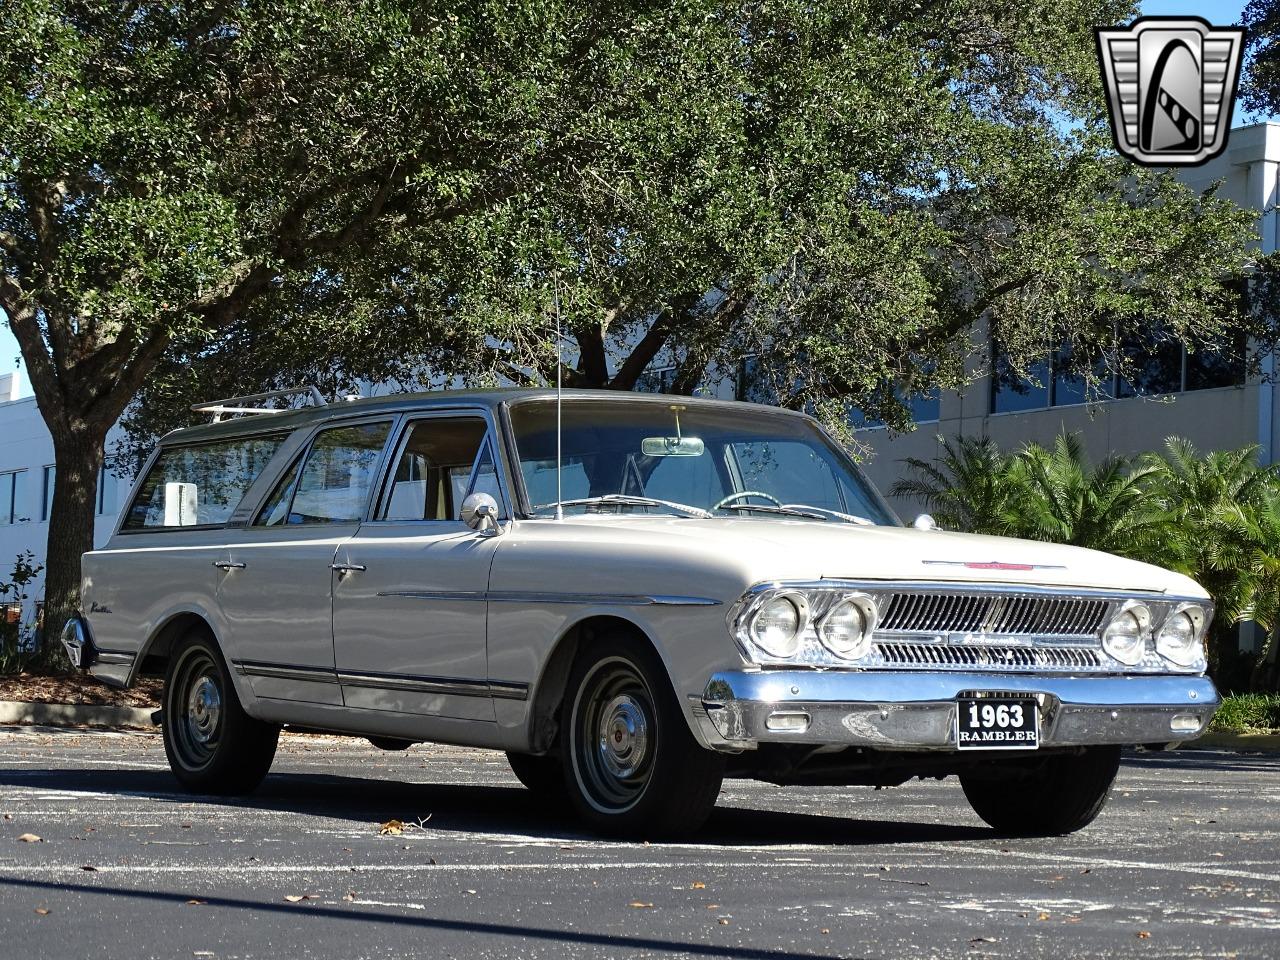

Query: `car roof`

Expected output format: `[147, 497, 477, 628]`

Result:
[161, 387, 811, 446]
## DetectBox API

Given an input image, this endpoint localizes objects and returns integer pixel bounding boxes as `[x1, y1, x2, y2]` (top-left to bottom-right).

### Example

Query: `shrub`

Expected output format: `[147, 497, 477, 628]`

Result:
[1211, 693, 1280, 731]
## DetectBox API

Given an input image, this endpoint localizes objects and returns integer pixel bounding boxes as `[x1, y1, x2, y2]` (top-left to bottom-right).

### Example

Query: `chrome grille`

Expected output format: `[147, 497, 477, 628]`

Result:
[874, 641, 1104, 672]
[878, 592, 1108, 638]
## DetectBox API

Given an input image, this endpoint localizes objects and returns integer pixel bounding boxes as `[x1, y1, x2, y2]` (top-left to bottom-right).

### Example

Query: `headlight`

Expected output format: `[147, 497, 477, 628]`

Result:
[749, 595, 806, 658]
[818, 595, 876, 660]
[1156, 604, 1206, 667]
[1102, 602, 1150, 665]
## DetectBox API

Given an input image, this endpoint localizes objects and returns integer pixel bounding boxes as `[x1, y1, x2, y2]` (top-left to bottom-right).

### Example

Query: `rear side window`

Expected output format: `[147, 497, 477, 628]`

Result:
[256, 421, 392, 525]
[124, 434, 288, 530]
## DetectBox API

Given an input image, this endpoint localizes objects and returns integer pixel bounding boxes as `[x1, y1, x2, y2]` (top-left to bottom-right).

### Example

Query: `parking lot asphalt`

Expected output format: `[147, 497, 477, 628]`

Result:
[0, 729, 1276, 960]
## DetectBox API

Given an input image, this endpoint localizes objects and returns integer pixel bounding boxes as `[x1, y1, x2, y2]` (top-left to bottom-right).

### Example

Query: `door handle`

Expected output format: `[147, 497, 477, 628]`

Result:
[213, 560, 247, 571]
[330, 562, 367, 574]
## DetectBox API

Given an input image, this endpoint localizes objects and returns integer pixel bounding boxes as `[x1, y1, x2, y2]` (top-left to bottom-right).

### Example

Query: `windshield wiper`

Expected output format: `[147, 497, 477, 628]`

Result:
[719, 503, 874, 525]
[535, 494, 713, 519]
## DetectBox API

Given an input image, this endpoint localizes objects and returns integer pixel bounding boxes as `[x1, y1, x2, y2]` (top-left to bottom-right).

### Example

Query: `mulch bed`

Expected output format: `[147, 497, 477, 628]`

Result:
[0, 672, 160, 708]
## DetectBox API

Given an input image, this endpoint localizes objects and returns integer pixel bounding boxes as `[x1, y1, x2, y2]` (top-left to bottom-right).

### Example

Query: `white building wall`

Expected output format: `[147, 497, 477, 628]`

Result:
[0, 371, 130, 636]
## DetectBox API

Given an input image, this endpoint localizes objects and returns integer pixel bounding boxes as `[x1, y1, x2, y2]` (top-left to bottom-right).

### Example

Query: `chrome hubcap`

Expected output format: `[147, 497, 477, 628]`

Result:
[572, 658, 657, 814]
[598, 695, 648, 778]
[186, 676, 221, 745]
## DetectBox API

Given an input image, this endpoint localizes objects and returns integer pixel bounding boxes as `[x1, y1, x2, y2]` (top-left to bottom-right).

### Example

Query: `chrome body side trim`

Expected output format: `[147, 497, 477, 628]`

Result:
[233, 660, 529, 702]
[698, 670, 1221, 751]
[232, 660, 340, 685]
[376, 589, 720, 607]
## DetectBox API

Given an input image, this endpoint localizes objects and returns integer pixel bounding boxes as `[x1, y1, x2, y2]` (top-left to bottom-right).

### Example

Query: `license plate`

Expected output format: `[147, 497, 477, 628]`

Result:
[955, 696, 1039, 750]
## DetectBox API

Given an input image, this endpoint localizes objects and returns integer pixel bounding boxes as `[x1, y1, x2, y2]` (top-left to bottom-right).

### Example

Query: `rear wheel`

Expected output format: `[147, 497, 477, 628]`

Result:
[162, 632, 279, 794]
[559, 634, 724, 838]
[960, 746, 1121, 836]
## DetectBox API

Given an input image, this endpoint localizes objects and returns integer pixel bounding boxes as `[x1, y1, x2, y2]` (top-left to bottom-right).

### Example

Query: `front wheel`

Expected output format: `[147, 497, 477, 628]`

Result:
[559, 635, 724, 838]
[960, 746, 1121, 836]
[162, 632, 279, 794]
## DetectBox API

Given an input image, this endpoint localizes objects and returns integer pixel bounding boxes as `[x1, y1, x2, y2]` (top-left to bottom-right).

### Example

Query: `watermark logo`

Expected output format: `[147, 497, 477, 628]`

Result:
[1095, 16, 1245, 166]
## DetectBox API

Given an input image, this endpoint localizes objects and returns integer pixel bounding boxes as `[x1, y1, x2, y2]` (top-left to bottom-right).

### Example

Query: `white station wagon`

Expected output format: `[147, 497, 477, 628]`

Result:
[63, 387, 1220, 837]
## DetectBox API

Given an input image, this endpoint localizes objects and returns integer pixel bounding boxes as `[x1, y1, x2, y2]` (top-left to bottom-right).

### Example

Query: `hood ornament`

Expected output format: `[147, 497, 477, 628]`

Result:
[922, 560, 1067, 572]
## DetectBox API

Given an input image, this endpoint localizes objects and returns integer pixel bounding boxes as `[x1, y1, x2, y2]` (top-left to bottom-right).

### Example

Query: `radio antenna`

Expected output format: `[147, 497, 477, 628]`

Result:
[554, 276, 564, 522]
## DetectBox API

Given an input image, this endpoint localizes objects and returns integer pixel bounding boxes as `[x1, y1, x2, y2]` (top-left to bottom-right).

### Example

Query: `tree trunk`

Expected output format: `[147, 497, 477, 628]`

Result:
[40, 428, 106, 656]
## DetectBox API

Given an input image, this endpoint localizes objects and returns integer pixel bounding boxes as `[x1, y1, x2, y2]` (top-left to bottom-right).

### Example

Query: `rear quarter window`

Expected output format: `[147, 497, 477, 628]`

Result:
[123, 434, 289, 530]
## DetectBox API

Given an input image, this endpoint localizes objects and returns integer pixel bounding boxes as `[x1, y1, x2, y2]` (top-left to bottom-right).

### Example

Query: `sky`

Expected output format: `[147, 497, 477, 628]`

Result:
[0, 1, 1267, 400]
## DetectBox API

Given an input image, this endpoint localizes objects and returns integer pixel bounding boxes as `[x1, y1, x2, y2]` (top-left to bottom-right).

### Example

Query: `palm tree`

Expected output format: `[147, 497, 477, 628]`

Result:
[891, 435, 1014, 534]
[1006, 433, 1173, 561]
[1141, 439, 1280, 676]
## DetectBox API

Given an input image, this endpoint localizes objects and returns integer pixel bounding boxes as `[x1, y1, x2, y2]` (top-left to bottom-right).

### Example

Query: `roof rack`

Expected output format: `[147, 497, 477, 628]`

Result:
[191, 385, 328, 423]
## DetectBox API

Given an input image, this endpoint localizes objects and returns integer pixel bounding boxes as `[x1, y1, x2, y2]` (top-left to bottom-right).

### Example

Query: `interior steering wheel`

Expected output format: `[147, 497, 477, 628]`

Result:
[712, 490, 783, 511]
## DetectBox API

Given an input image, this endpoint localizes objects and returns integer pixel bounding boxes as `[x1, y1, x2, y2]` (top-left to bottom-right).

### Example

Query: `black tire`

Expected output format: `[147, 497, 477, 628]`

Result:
[506, 752, 568, 801]
[161, 631, 280, 795]
[960, 746, 1122, 836]
[559, 634, 724, 838]
[368, 737, 415, 751]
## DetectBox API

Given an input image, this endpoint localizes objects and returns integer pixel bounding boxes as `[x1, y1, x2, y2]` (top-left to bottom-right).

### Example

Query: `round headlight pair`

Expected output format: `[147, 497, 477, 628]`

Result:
[1102, 602, 1151, 665]
[1156, 604, 1207, 667]
[747, 592, 876, 661]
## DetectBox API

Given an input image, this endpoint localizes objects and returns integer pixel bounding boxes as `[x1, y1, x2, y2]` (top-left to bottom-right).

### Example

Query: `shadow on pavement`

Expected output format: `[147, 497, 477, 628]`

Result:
[0, 764, 991, 846]
[0, 875, 849, 960]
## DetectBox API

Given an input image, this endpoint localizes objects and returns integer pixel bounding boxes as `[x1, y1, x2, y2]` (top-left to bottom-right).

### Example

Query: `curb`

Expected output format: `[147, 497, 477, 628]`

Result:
[0, 700, 156, 729]
[1182, 730, 1280, 753]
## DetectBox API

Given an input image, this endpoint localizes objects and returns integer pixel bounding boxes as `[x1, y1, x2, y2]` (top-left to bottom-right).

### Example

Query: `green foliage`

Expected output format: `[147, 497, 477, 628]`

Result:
[893, 433, 1280, 683]
[0, 553, 43, 676]
[1211, 693, 1280, 731]
[114, 0, 1268, 457]
[1243, 0, 1280, 115]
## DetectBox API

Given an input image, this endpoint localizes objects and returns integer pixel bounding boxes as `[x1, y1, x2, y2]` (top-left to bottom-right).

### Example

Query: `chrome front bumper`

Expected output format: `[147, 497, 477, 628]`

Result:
[694, 670, 1220, 751]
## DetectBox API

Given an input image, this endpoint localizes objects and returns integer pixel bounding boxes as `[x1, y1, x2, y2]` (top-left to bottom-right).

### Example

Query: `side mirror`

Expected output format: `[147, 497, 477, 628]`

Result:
[912, 513, 937, 531]
[460, 492, 504, 536]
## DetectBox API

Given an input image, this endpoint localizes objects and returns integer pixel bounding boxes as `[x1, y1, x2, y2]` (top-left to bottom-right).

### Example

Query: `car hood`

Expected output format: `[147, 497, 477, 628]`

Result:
[543, 515, 1205, 597]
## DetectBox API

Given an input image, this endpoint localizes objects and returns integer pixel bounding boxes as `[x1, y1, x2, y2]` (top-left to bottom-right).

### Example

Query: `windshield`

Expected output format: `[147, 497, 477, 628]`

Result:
[507, 398, 897, 525]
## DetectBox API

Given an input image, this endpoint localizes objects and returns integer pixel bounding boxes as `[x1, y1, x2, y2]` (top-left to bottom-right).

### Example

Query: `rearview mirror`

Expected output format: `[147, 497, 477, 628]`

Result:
[640, 436, 705, 457]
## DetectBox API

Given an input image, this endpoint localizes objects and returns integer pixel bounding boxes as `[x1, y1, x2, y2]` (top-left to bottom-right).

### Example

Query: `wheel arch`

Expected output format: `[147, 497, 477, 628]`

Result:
[525, 613, 662, 754]
[131, 610, 220, 683]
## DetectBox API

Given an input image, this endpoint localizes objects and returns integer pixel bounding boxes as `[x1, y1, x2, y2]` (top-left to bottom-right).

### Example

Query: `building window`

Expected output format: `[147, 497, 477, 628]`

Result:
[0, 469, 27, 524]
[40, 465, 54, 522]
[96, 463, 118, 516]
[635, 366, 679, 394]
[737, 356, 938, 427]
[990, 330, 1246, 415]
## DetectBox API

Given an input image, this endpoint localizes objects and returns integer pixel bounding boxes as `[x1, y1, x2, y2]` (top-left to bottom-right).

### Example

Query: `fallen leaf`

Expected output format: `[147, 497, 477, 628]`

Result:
[80, 865, 97, 872]
[186, 899, 206, 906]
[629, 901, 654, 909]
[2, 814, 11, 820]
[718, 918, 730, 925]
[1137, 931, 1151, 940]
[691, 881, 705, 889]
[34, 908, 49, 916]
[969, 937, 997, 944]
[1037, 912, 1051, 921]
[343, 891, 357, 902]
[17, 833, 42, 843]
[464, 889, 477, 895]
[820, 928, 830, 935]
[378, 819, 404, 836]
[283, 894, 318, 903]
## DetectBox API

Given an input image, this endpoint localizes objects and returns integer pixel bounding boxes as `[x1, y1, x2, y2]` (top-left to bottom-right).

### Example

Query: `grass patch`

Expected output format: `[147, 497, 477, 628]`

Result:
[1212, 693, 1280, 732]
